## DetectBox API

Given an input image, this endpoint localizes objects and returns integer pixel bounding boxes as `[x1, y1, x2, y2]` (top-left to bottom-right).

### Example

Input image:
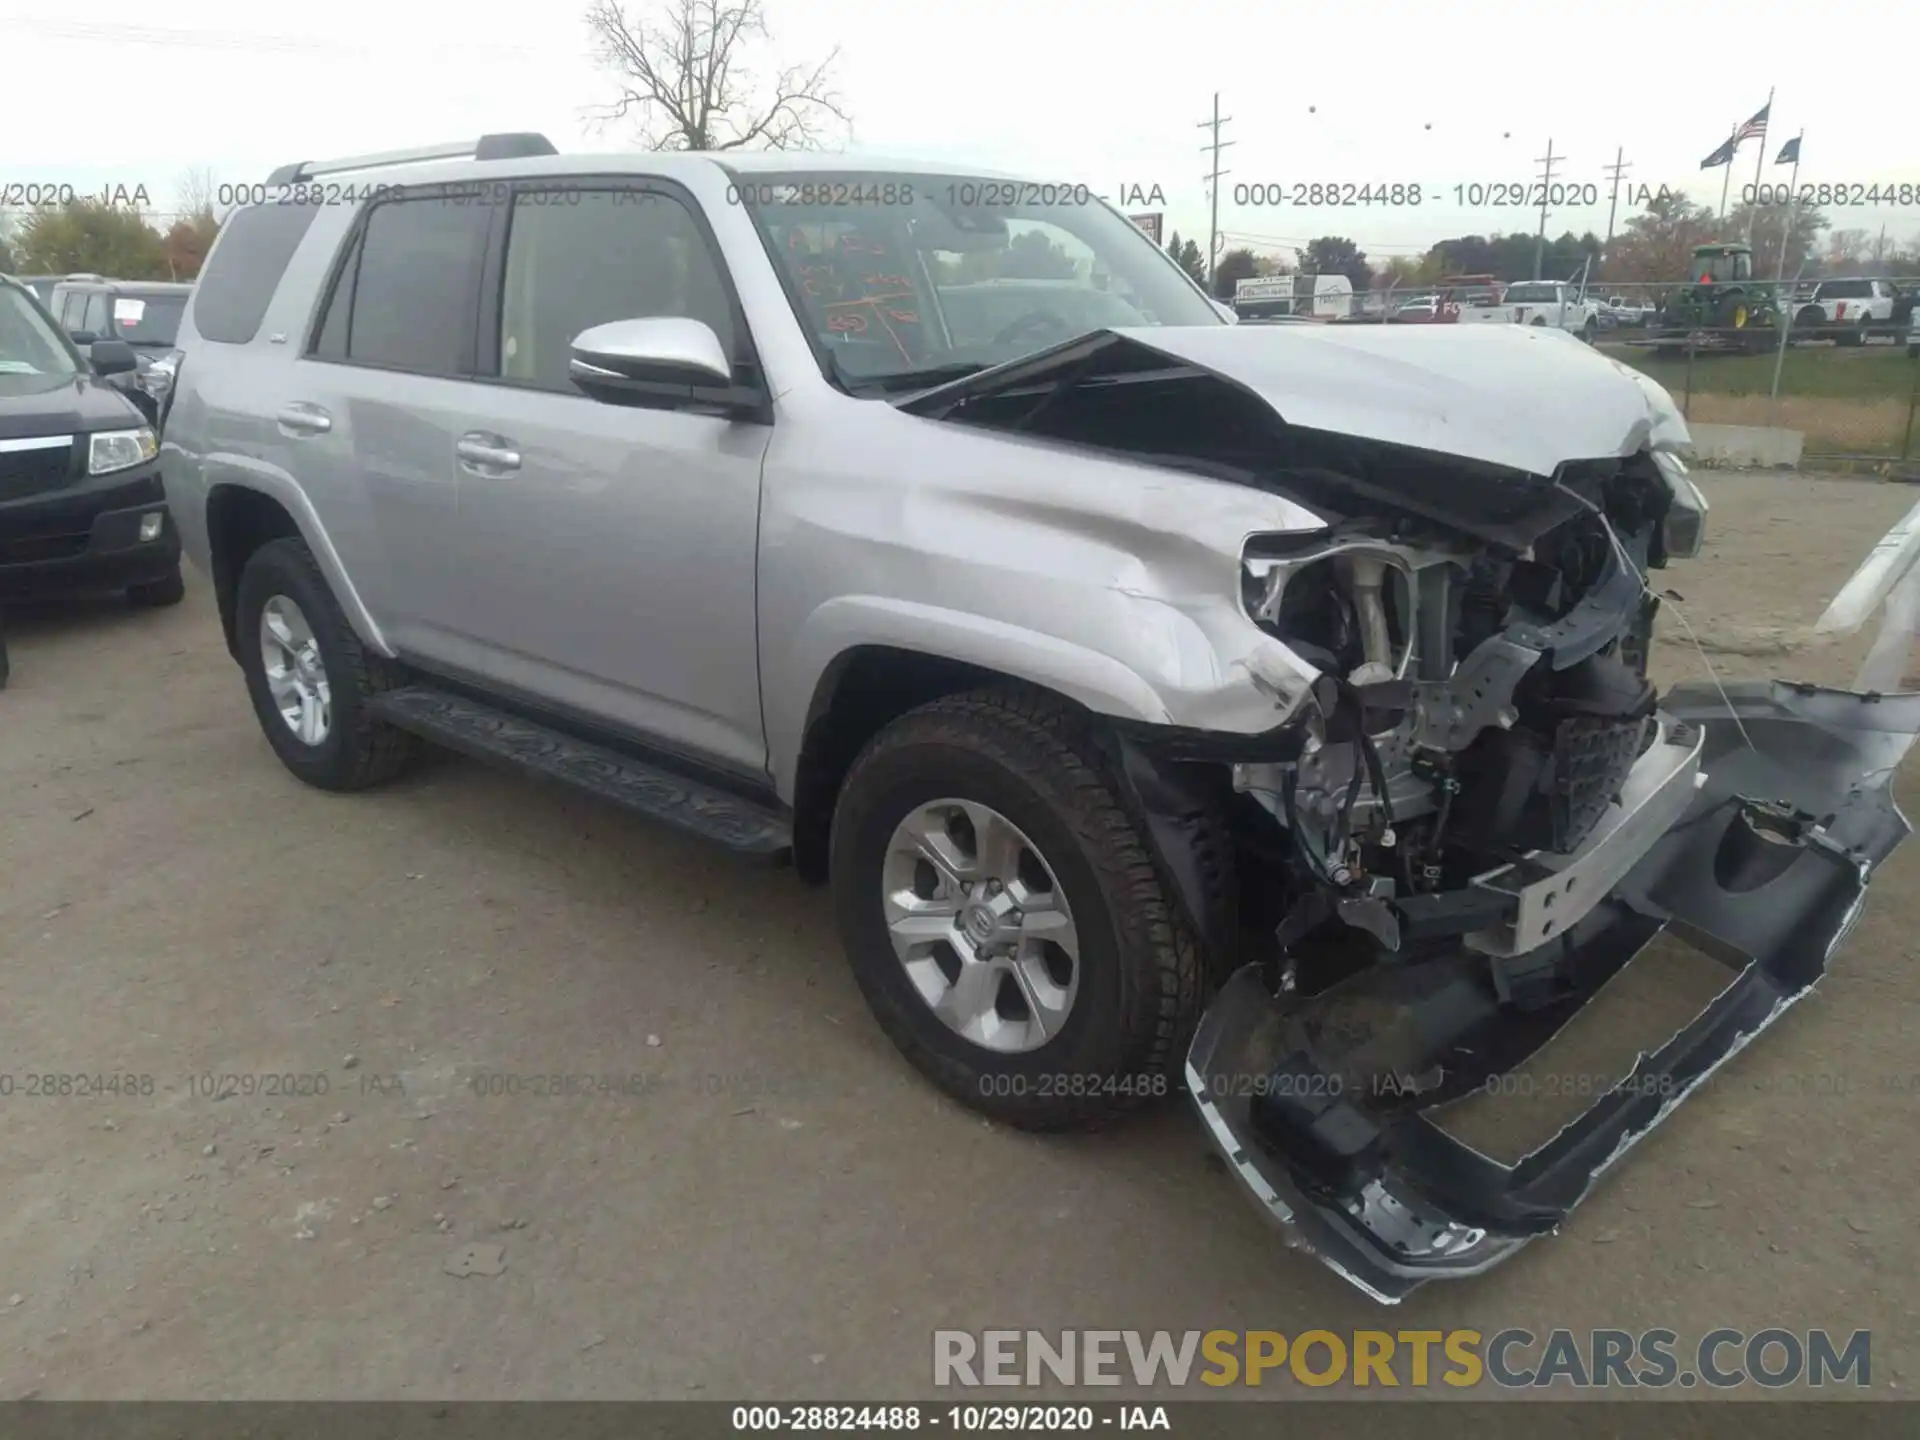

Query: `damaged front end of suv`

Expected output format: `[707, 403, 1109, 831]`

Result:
[901, 323, 1919, 1301]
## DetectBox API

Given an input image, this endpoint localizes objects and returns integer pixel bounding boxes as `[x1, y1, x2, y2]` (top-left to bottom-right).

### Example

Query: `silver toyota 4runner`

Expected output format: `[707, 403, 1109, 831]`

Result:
[163, 133, 1918, 1302]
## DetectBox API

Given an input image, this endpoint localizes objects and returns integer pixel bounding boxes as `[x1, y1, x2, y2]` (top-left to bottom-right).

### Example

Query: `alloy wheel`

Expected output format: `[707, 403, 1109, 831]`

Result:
[880, 798, 1081, 1054]
[259, 595, 332, 746]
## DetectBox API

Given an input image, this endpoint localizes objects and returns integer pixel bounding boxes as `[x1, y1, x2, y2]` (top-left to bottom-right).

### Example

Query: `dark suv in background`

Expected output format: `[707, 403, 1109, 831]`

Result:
[0, 274, 184, 606]
[48, 276, 192, 425]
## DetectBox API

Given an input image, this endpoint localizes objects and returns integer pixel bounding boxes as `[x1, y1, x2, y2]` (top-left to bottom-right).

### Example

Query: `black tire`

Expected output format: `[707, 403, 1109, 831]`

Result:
[126, 564, 186, 609]
[234, 536, 421, 792]
[1842, 322, 1867, 348]
[829, 689, 1206, 1131]
[1529, 316, 1547, 327]
[1580, 319, 1598, 344]
[1908, 344, 1918, 360]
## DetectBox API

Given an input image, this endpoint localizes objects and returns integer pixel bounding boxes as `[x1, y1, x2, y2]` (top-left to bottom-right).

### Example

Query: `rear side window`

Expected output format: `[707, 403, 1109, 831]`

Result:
[339, 197, 491, 376]
[192, 203, 320, 343]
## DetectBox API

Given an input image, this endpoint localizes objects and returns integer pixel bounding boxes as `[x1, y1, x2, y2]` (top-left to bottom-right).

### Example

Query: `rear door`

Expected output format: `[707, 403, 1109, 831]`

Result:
[296, 188, 501, 661]
[441, 178, 772, 772]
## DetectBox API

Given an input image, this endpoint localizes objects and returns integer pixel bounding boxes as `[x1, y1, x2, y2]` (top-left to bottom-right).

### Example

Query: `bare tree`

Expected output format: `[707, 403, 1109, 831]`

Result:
[175, 166, 219, 218]
[1825, 227, 1873, 272]
[584, 0, 849, 151]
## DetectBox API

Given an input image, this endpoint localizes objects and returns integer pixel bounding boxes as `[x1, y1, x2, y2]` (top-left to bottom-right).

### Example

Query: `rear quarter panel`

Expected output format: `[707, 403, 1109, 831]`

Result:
[164, 203, 398, 654]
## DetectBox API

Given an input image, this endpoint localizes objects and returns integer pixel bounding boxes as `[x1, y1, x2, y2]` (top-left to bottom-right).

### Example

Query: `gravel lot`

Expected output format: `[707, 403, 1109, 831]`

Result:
[2, 470, 1918, 1401]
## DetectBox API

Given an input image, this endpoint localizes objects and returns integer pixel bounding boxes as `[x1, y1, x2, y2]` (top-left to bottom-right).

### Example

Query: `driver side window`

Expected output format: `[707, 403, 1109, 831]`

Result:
[497, 187, 737, 392]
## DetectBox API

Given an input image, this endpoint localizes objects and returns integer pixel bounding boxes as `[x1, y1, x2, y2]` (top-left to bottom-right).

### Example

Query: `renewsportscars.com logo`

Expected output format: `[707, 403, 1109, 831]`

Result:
[932, 1328, 1872, 1390]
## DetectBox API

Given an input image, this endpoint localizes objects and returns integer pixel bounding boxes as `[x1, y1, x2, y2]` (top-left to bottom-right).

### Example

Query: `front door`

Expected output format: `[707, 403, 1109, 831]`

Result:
[447, 180, 772, 775]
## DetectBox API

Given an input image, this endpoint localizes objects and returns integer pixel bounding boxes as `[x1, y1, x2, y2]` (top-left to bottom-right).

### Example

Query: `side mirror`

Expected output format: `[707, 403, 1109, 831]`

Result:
[571, 317, 732, 388]
[89, 339, 138, 376]
[69, 329, 100, 346]
[568, 317, 764, 420]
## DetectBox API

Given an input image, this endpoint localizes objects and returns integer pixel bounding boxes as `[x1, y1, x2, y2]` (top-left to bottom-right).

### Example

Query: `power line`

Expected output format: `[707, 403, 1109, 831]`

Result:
[1219, 230, 1432, 255]
[7, 16, 576, 59]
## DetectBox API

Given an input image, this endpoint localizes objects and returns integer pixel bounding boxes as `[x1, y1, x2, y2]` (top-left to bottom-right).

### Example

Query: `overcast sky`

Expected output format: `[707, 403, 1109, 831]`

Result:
[5, 0, 1916, 262]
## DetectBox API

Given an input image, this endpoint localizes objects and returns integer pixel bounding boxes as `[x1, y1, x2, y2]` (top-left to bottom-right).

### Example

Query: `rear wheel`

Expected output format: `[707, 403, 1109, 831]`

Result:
[235, 537, 421, 791]
[829, 690, 1206, 1130]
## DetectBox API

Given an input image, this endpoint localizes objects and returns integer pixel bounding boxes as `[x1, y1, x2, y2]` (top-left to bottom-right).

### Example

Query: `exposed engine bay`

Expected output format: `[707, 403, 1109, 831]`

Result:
[1230, 454, 1688, 966]
[1163, 454, 1920, 1301]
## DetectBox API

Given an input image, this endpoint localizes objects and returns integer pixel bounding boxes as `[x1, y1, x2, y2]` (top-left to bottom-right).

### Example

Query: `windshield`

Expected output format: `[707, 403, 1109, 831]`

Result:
[111, 292, 189, 347]
[731, 171, 1221, 388]
[0, 283, 80, 384]
[1698, 251, 1752, 282]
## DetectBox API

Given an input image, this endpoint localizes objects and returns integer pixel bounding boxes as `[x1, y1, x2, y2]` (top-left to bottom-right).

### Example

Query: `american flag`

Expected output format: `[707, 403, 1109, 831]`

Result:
[1734, 103, 1770, 142]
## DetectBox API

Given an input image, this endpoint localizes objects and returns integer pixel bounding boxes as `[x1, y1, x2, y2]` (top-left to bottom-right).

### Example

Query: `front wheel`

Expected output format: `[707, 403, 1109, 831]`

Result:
[829, 690, 1207, 1130]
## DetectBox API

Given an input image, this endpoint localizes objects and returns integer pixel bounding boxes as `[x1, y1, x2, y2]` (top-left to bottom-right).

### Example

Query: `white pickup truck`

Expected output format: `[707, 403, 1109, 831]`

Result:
[1795, 277, 1902, 346]
[1475, 280, 1603, 341]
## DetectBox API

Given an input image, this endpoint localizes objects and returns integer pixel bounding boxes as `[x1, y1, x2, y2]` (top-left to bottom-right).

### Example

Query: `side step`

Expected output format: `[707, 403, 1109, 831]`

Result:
[366, 686, 792, 864]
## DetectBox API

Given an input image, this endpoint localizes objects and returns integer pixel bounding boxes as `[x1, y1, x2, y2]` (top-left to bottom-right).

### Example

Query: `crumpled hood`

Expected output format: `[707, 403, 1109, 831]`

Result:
[902, 322, 1691, 482]
[1104, 323, 1692, 479]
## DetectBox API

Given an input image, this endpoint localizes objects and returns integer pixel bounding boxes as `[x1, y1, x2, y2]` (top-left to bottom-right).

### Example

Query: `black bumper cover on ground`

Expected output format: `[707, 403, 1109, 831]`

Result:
[1187, 679, 1920, 1302]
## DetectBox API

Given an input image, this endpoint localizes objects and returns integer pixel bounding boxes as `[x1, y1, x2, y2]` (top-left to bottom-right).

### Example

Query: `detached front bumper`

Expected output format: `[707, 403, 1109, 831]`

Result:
[1187, 680, 1920, 1302]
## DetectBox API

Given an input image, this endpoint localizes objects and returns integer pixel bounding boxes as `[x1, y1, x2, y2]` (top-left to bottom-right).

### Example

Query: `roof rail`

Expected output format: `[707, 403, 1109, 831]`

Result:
[61, 272, 107, 283]
[264, 132, 558, 188]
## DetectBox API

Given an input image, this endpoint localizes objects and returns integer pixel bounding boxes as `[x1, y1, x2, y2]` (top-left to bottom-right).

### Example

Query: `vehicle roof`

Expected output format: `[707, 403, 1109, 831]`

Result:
[287, 148, 1032, 192]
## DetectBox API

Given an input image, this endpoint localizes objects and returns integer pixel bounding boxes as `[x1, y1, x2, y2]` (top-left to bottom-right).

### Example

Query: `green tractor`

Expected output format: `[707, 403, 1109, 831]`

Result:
[1654, 242, 1782, 355]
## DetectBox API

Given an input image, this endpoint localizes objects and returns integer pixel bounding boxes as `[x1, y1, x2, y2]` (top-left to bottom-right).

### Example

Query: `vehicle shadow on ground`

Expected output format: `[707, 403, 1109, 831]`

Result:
[3, 591, 167, 643]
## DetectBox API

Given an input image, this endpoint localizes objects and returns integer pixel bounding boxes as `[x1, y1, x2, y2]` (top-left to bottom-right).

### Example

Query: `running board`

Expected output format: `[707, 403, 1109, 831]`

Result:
[366, 686, 792, 864]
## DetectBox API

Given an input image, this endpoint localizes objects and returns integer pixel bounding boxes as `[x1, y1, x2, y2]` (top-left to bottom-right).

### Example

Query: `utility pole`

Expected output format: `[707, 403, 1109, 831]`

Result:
[1197, 92, 1234, 295]
[1602, 146, 1632, 259]
[1530, 138, 1559, 280]
[1874, 223, 1887, 266]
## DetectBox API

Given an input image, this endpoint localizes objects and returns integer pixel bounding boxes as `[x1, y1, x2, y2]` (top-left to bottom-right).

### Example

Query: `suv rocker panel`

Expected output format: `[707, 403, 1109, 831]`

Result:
[365, 684, 794, 862]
